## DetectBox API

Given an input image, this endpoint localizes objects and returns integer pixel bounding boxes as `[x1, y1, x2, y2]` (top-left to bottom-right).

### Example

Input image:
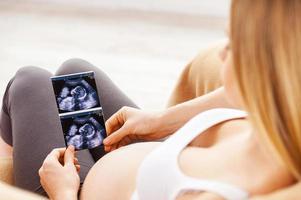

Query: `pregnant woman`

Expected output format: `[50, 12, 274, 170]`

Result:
[1, 0, 301, 199]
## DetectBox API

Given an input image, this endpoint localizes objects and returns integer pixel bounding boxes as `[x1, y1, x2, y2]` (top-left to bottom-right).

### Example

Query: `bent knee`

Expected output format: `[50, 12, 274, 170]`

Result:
[61, 58, 90, 68]
[12, 66, 51, 91]
[57, 58, 95, 75]
[9, 66, 52, 105]
[15, 66, 51, 78]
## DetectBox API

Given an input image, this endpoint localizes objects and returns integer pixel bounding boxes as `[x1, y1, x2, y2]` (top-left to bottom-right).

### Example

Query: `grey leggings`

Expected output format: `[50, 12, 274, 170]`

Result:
[0, 58, 138, 195]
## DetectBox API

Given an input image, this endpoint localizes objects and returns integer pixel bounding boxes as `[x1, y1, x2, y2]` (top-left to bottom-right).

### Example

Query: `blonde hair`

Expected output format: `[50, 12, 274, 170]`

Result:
[230, 0, 301, 179]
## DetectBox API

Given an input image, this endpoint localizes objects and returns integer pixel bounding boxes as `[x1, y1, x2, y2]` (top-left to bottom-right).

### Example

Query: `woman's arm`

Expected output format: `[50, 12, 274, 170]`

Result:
[104, 87, 236, 151]
[157, 87, 237, 136]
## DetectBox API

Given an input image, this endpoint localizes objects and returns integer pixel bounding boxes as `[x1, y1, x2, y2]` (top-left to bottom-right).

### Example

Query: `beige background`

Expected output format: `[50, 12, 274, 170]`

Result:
[0, 0, 229, 109]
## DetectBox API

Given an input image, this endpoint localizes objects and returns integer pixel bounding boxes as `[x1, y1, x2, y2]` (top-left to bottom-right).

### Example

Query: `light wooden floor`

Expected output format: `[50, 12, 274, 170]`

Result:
[0, 1, 227, 109]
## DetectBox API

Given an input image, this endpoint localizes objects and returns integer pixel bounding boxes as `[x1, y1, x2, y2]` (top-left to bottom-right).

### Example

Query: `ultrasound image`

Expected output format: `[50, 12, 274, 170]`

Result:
[61, 111, 106, 150]
[51, 72, 100, 114]
[52, 71, 107, 151]
[58, 79, 99, 112]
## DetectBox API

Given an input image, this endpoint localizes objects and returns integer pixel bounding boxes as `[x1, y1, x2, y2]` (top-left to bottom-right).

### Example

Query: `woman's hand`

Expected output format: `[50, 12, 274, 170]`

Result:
[103, 88, 235, 152]
[39, 146, 80, 200]
[103, 106, 169, 152]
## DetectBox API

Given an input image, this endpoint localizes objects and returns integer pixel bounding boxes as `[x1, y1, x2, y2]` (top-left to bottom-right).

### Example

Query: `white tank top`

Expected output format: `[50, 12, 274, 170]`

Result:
[131, 108, 249, 200]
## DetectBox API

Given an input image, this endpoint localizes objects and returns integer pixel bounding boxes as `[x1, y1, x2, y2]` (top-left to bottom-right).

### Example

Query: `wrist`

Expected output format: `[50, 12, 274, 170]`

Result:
[155, 109, 183, 137]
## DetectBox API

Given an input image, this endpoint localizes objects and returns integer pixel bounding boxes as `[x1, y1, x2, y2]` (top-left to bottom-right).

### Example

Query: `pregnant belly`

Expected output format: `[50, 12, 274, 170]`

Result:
[80, 141, 232, 200]
[80, 142, 161, 200]
[80, 141, 229, 200]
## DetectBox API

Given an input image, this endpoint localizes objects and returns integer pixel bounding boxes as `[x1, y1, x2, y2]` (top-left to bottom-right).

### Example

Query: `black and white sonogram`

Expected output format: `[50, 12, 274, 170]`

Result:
[60, 108, 106, 150]
[51, 71, 100, 114]
[51, 71, 107, 152]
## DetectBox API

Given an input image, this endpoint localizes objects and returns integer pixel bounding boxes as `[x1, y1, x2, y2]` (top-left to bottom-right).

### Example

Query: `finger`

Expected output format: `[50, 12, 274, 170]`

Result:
[105, 133, 135, 151]
[115, 136, 131, 149]
[103, 126, 129, 146]
[64, 145, 75, 166]
[104, 145, 110, 152]
[109, 142, 119, 152]
[105, 108, 127, 135]
[38, 167, 43, 177]
[40, 179, 45, 189]
[44, 148, 66, 166]
[74, 157, 79, 165]
[105, 112, 124, 135]
[104, 143, 116, 152]
[117, 142, 124, 149]
[48, 148, 66, 160]
[75, 164, 81, 172]
[110, 142, 119, 152]
[105, 143, 116, 152]
[122, 136, 133, 145]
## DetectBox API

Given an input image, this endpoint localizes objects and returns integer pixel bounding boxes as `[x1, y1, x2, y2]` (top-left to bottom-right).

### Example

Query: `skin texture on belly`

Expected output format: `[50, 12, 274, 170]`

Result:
[81, 142, 161, 200]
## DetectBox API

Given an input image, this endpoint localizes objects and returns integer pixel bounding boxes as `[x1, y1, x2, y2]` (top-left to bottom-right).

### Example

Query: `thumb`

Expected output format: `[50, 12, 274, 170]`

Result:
[103, 126, 129, 146]
[64, 145, 75, 166]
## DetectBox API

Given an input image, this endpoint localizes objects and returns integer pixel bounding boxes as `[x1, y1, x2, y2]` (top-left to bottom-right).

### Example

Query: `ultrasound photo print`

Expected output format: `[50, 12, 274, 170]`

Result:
[51, 71, 100, 114]
[60, 108, 106, 150]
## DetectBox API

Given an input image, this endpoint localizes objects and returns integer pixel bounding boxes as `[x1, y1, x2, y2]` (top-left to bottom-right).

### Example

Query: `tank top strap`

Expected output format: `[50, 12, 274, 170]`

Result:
[164, 108, 248, 154]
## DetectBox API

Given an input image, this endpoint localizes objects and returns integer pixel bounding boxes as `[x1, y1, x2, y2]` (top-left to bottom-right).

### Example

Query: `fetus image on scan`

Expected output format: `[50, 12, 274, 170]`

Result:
[61, 112, 106, 150]
[51, 72, 101, 114]
[57, 78, 100, 112]
[52, 72, 107, 151]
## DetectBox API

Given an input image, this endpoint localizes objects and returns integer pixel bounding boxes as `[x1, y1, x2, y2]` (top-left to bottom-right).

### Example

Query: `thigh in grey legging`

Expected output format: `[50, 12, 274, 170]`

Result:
[0, 58, 138, 195]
